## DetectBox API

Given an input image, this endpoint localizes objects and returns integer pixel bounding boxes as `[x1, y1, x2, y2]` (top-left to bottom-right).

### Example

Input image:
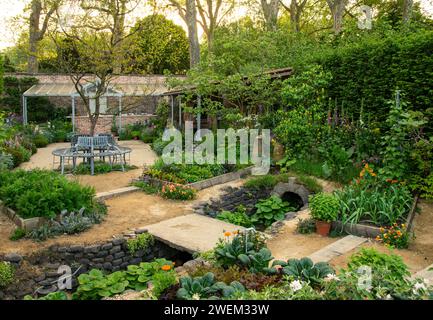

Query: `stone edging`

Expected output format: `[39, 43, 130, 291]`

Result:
[0, 200, 45, 231]
[96, 186, 141, 200]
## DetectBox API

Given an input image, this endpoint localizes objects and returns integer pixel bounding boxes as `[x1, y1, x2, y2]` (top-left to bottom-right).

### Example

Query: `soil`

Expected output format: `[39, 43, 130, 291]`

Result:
[329, 200, 433, 273]
[267, 210, 340, 261]
[0, 180, 244, 255]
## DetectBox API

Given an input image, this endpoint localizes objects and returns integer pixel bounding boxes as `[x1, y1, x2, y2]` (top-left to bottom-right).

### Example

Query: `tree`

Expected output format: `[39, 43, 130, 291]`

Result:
[325, 0, 347, 34]
[260, 0, 280, 30]
[79, 0, 142, 74]
[168, 0, 201, 67]
[280, 0, 308, 32]
[53, 0, 144, 135]
[27, 0, 61, 73]
[129, 15, 190, 74]
[196, 0, 236, 52]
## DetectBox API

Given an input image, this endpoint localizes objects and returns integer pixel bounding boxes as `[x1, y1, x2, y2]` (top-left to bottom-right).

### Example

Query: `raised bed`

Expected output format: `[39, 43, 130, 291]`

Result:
[0, 200, 46, 231]
[331, 195, 419, 238]
[138, 166, 253, 191]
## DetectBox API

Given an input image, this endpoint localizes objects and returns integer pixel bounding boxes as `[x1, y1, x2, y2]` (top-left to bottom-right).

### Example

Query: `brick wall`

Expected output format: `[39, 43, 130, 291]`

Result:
[75, 114, 155, 135]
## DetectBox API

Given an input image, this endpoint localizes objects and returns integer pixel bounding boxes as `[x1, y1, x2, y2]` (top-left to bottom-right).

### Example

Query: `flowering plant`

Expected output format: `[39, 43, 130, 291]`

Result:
[161, 183, 196, 201]
[376, 223, 410, 249]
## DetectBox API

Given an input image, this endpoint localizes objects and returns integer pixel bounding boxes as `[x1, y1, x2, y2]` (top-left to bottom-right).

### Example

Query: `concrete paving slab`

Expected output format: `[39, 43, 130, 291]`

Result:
[145, 214, 245, 253]
[96, 186, 140, 200]
[308, 235, 367, 263]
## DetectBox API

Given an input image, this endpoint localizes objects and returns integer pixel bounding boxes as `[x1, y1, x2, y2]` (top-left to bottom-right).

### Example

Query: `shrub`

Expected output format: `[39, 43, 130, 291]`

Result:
[216, 206, 253, 227]
[127, 233, 155, 255]
[9, 228, 27, 241]
[0, 152, 14, 170]
[244, 175, 278, 190]
[309, 193, 339, 222]
[296, 218, 316, 234]
[125, 259, 175, 292]
[0, 170, 96, 219]
[32, 134, 49, 148]
[161, 184, 196, 201]
[347, 248, 410, 281]
[3, 145, 31, 167]
[251, 195, 294, 228]
[0, 261, 15, 288]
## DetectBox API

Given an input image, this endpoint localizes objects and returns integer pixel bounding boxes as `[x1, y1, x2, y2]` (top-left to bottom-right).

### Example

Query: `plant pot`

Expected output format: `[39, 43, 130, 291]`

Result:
[316, 220, 332, 237]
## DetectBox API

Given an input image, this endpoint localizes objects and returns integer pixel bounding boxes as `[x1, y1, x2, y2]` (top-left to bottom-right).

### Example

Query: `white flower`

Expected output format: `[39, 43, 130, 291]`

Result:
[192, 293, 201, 300]
[412, 282, 427, 295]
[385, 294, 393, 300]
[290, 280, 303, 292]
[324, 273, 340, 281]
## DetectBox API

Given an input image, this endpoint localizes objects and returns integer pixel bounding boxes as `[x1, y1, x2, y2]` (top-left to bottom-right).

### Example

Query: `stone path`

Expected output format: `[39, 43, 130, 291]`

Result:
[308, 235, 368, 263]
[145, 214, 245, 254]
[412, 264, 433, 282]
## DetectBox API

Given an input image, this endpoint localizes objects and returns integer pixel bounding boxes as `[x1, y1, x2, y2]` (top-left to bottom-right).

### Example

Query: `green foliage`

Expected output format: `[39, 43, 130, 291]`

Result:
[335, 168, 413, 226]
[244, 175, 279, 190]
[70, 161, 136, 175]
[129, 14, 189, 75]
[0, 261, 15, 288]
[0, 170, 96, 219]
[125, 259, 175, 293]
[294, 174, 323, 194]
[250, 195, 293, 228]
[176, 272, 245, 300]
[296, 218, 316, 234]
[73, 269, 129, 300]
[347, 248, 410, 281]
[24, 291, 68, 300]
[0, 152, 14, 170]
[9, 227, 27, 241]
[216, 206, 252, 228]
[33, 134, 49, 148]
[132, 181, 161, 195]
[214, 231, 269, 273]
[309, 193, 339, 222]
[268, 258, 334, 286]
[127, 233, 155, 255]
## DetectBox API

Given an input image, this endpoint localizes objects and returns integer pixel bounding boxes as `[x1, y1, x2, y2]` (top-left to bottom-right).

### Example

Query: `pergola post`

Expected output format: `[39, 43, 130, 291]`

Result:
[197, 95, 202, 140]
[170, 95, 174, 126]
[179, 95, 182, 128]
[118, 95, 123, 133]
[22, 95, 28, 125]
[71, 95, 76, 133]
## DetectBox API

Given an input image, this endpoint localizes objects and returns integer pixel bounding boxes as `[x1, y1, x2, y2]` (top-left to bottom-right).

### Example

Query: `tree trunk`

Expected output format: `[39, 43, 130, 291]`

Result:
[186, 0, 200, 67]
[28, 0, 42, 73]
[261, 0, 279, 31]
[112, 0, 127, 74]
[402, 0, 413, 23]
[327, 0, 347, 35]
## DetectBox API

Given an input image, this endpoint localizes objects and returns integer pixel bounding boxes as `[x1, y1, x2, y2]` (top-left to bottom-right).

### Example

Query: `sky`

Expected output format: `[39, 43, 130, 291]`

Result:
[0, 0, 432, 50]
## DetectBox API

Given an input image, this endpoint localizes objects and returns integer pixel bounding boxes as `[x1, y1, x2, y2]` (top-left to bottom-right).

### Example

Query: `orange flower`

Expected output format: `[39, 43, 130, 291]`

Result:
[224, 231, 232, 237]
[161, 265, 172, 271]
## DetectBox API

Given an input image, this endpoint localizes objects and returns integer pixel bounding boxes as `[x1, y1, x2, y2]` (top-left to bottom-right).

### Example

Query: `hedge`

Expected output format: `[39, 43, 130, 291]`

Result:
[314, 30, 433, 121]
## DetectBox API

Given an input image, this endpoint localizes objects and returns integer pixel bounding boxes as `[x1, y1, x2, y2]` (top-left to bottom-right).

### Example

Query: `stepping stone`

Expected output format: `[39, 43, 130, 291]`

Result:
[411, 264, 433, 283]
[145, 214, 245, 254]
[308, 235, 367, 263]
[96, 186, 140, 200]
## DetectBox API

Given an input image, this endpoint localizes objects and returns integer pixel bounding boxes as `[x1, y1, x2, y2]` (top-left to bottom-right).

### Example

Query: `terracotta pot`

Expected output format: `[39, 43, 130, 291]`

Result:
[316, 220, 332, 237]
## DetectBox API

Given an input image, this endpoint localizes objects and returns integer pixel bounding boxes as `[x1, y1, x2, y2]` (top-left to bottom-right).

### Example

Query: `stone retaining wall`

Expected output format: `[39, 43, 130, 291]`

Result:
[0, 230, 183, 300]
[74, 114, 155, 135]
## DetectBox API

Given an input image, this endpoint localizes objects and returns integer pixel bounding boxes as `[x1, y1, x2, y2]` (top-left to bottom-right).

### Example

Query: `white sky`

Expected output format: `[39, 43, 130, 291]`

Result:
[0, 0, 432, 50]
